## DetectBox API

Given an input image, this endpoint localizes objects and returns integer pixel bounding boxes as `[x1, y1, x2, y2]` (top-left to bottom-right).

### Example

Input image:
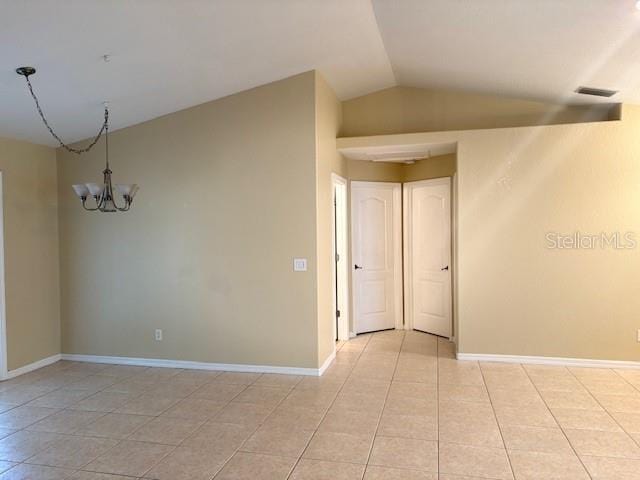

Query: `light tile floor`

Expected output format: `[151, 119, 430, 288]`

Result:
[0, 331, 637, 478]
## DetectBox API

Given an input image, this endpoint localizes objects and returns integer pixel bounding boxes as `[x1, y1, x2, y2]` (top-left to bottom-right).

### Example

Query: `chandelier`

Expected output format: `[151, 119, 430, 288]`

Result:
[16, 66, 138, 212]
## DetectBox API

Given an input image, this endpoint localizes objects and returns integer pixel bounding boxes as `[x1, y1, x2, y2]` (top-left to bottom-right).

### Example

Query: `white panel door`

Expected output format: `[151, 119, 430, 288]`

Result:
[351, 182, 402, 334]
[405, 179, 452, 337]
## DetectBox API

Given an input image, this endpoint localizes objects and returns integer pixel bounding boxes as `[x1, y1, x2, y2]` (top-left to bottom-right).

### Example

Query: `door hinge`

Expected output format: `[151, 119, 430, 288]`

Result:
[335, 253, 340, 262]
[336, 309, 341, 318]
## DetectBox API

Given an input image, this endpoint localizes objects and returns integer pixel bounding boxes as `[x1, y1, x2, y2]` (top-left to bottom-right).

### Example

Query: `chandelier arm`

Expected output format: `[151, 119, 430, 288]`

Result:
[22, 74, 108, 155]
[81, 198, 100, 212]
[115, 200, 132, 212]
[111, 197, 125, 210]
[111, 192, 131, 211]
[96, 193, 107, 210]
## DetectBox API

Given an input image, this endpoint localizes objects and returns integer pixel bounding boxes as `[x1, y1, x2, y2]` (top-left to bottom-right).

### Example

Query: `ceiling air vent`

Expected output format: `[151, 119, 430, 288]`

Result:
[575, 86, 618, 98]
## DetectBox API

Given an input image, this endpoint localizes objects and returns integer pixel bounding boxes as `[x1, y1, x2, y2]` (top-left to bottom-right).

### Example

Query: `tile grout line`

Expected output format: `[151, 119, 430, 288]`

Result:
[283, 334, 372, 480]
[361, 330, 406, 477]
[117, 375, 259, 478]
[17, 339, 637, 479]
[0, 364, 180, 477]
[0, 363, 301, 478]
[2, 365, 270, 478]
[28, 355, 350, 478]
[567, 367, 640, 452]
[38, 370, 261, 477]
[610, 368, 640, 450]
[203, 372, 305, 480]
[436, 335, 440, 476]
[521, 365, 594, 480]
[612, 369, 640, 397]
[612, 369, 640, 394]
[477, 361, 517, 480]
[7, 368, 169, 474]
[0, 366, 112, 418]
[230, 374, 302, 480]
[82, 372, 257, 478]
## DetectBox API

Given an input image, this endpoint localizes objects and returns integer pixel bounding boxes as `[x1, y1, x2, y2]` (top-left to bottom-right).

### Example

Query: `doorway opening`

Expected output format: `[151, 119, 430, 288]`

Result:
[331, 174, 349, 342]
[349, 174, 456, 340]
[0, 172, 7, 379]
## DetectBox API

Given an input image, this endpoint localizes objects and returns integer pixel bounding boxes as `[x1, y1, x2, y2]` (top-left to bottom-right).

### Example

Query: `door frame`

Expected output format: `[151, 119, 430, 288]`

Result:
[331, 174, 350, 342]
[451, 172, 458, 344]
[351, 181, 403, 334]
[0, 172, 7, 379]
[403, 176, 453, 337]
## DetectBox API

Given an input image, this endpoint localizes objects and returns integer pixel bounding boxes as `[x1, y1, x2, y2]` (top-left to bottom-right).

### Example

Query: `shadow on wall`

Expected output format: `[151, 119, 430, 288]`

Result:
[346, 153, 456, 183]
[340, 86, 620, 138]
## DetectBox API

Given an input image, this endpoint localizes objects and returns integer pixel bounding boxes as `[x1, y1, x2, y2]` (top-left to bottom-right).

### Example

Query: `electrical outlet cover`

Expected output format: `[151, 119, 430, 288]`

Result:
[293, 258, 307, 271]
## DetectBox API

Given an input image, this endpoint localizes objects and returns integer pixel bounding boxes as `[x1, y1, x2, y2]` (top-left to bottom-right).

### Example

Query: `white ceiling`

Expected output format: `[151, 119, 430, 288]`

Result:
[2, 0, 640, 146]
[373, 0, 640, 105]
[0, 0, 394, 145]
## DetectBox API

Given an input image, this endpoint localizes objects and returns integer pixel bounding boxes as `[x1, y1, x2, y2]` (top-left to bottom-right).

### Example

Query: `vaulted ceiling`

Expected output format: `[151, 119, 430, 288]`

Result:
[2, 0, 640, 146]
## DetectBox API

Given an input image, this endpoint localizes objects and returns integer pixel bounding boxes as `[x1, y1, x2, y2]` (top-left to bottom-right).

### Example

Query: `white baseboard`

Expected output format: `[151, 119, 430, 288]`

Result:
[318, 349, 336, 376]
[456, 352, 640, 369]
[5, 353, 62, 380]
[61, 353, 332, 377]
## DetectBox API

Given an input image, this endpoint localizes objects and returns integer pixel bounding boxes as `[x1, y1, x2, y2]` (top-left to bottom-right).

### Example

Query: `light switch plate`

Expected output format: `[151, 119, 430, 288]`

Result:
[293, 258, 307, 271]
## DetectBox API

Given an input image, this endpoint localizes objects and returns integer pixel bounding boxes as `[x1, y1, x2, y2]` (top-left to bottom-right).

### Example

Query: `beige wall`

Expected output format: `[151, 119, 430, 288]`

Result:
[48, 74, 640, 369]
[403, 154, 456, 182]
[341, 86, 617, 138]
[347, 160, 402, 182]
[339, 107, 640, 362]
[314, 72, 345, 365]
[347, 153, 456, 183]
[458, 115, 640, 361]
[58, 72, 322, 368]
[0, 137, 59, 371]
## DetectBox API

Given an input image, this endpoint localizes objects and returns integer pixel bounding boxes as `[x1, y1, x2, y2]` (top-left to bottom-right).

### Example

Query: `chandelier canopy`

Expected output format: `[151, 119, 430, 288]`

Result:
[16, 66, 138, 213]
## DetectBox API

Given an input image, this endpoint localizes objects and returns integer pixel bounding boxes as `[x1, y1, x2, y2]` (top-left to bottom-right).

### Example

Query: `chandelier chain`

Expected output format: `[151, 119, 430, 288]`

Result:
[23, 75, 108, 155]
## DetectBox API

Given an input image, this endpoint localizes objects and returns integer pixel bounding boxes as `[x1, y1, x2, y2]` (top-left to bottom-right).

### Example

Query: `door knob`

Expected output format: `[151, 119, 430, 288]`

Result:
[354, 264, 363, 270]
[441, 266, 449, 271]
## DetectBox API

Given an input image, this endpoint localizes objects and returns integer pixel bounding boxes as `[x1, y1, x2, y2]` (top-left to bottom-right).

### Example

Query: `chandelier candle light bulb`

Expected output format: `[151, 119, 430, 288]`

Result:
[16, 65, 139, 213]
